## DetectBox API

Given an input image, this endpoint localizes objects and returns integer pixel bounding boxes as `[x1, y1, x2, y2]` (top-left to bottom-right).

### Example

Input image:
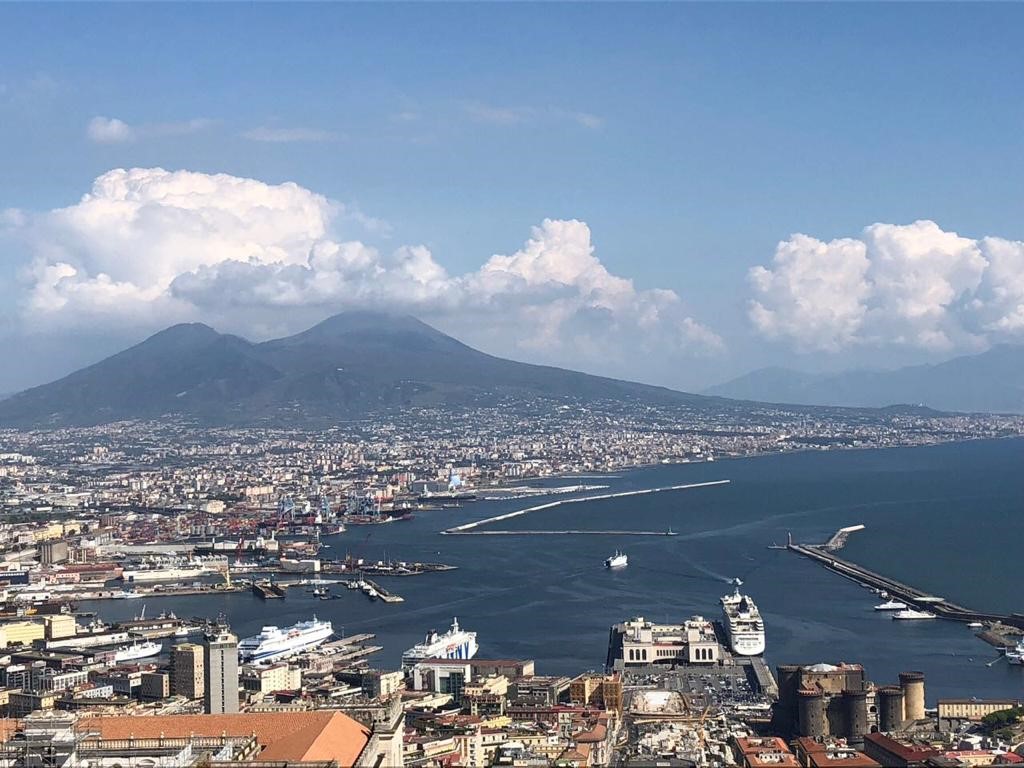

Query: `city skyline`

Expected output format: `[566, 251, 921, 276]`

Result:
[2, 3, 1024, 394]
[2, 5, 1023, 766]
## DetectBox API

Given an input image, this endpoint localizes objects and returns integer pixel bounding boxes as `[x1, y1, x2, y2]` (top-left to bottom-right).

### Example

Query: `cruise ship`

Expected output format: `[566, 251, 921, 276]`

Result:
[720, 580, 766, 656]
[238, 618, 334, 663]
[402, 617, 478, 669]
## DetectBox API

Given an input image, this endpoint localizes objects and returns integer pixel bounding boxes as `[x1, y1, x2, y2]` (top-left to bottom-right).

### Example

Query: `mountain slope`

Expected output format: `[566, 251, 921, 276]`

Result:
[0, 324, 283, 426]
[0, 312, 713, 427]
[705, 345, 1024, 413]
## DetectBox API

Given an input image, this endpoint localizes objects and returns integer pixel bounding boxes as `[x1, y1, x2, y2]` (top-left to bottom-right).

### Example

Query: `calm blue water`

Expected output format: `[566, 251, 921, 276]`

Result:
[83, 438, 1024, 704]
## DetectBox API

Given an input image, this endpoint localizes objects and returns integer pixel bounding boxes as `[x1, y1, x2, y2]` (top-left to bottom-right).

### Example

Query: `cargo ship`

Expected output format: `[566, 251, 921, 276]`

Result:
[238, 617, 333, 663]
[720, 579, 766, 656]
[402, 617, 478, 669]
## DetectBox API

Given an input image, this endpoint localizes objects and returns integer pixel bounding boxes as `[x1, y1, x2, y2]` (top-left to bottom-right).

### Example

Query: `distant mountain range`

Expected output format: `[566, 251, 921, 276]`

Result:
[0, 311, 718, 427]
[704, 345, 1024, 413]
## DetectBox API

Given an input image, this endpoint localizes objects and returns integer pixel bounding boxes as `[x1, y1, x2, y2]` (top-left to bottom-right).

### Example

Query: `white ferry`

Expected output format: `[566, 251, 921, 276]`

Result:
[605, 551, 628, 569]
[402, 617, 478, 669]
[238, 618, 333, 663]
[720, 579, 766, 656]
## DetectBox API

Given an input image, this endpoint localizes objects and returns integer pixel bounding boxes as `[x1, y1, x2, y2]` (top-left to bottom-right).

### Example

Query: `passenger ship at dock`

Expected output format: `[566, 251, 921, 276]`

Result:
[402, 618, 478, 669]
[720, 579, 766, 656]
[238, 618, 333, 663]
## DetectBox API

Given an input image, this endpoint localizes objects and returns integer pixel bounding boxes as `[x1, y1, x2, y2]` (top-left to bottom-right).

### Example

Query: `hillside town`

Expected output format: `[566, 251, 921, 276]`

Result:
[1, 397, 1020, 517]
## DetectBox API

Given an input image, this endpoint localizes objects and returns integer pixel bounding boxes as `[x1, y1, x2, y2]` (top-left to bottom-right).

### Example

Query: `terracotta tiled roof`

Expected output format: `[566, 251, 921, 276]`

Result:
[81, 711, 371, 766]
[0, 721, 20, 744]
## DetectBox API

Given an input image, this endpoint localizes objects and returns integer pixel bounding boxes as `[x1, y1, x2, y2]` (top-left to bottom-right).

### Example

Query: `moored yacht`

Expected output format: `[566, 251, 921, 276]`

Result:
[874, 599, 909, 611]
[891, 609, 936, 621]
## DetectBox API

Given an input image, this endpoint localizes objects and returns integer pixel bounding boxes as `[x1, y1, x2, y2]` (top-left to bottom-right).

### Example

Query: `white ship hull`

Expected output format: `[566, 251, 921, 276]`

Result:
[891, 610, 936, 620]
[728, 632, 766, 656]
[122, 567, 206, 582]
[402, 617, 478, 669]
[605, 552, 628, 568]
[875, 600, 909, 611]
[239, 619, 333, 663]
[1006, 640, 1024, 665]
[721, 581, 766, 657]
[114, 641, 162, 662]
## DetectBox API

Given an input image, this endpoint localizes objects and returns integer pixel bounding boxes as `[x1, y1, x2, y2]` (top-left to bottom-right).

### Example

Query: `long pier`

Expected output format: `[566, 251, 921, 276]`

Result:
[360, 577, 404, 603]
[444, 479, 730, 535]
[447, 529, 678, 536]
[788, 543, 1024, 630]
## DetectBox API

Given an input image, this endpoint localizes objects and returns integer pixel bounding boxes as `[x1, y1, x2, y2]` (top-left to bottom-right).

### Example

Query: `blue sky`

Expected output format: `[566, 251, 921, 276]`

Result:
[1, 3, 1023, 393]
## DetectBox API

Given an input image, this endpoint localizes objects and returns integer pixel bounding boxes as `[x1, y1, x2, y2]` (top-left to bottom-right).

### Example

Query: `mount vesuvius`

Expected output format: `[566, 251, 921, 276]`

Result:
[0, 312, 720, 427]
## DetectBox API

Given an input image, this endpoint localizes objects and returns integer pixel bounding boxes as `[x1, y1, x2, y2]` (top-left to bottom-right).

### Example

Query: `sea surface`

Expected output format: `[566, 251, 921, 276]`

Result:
[82, 437, 1024, 704]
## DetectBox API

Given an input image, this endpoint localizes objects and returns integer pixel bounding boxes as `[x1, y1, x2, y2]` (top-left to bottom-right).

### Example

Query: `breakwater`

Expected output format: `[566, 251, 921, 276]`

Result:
[447, 529, 678, 536]
[443, 479, 730, 535]
[789, 543, 1024, 630]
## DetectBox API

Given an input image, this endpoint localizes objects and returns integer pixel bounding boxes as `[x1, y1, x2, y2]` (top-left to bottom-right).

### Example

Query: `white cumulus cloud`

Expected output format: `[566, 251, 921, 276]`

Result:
[3, 167, 720, 373]
[748, 220, 1024, 352]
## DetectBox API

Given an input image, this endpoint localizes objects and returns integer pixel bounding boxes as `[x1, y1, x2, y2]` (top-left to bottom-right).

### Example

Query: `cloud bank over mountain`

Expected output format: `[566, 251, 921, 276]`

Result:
[2, 167, 721, 373]
[749, 220, 1024, 353]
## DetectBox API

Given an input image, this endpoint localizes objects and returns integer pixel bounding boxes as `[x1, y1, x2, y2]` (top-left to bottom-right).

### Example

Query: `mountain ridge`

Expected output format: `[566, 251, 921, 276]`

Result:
[704, 344, 1024, 413]
[0, 311, 716, 427]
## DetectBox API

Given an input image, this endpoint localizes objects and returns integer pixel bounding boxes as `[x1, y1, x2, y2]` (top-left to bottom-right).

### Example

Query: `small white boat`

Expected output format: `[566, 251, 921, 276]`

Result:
[892, 609, 936, 621]
[605, 551, 628, 569]
[875, 600, 909, 611]
[112, 590, 144, 599]
[967, 622, 984, 629]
